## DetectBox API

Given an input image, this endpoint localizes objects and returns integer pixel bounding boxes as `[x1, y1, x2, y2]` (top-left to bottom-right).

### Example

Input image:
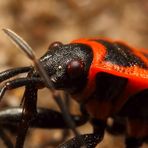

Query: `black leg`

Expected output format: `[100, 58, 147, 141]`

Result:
[0, 107, 88, 129]
[0, 107, 88, 148]
[0, 77, 43, 101]
[0, 128, 13, 148]
[125, 137, 143, 148]
[15, 83, 38, 148]
[106, 116, 126, 135]
[57, 119, 106, 148]
[0, 66, 32, 83]
[124, 118, 146, 148]
[91, 119, 106, 138]
[58, 133, 102, 148]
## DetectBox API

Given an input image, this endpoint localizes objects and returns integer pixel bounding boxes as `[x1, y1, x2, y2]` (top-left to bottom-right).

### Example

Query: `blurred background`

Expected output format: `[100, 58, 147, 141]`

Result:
[0, 0, 148, 147]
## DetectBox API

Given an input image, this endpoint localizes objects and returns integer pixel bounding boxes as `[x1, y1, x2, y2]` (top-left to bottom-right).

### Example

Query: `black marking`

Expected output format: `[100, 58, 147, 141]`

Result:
[95, 72, 127, 102]
[92, 39, 147, 68]
[119, 89, 148, 119]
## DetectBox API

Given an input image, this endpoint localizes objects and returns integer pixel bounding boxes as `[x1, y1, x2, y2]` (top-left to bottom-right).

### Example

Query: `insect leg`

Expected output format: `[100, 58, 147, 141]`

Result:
[106, 116, 126, 135]
[0, 66, 32, 83]
[58, 119, 105, 148]
[0, 128, 13, 148]
[0, 77, 43, 101]
[91, 118, 106, 140]
[119, 90, 148, 148]
[15, 83, 38, 148]
[125, 136, 143, 148]
[0, 107, 88, 129]
[125, 118, 147, 148]
[57, 133, 101, 148]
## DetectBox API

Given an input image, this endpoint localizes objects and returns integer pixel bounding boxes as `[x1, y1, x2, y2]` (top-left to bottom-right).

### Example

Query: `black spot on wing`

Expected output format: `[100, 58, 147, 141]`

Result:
[119, 89, 148, 119]
[92, 39, 147, 68]
[95, 72, 127, 102]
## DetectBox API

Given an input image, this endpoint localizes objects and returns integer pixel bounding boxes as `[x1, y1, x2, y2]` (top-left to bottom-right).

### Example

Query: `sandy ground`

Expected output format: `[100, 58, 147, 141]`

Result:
[0, 0, 148, 147]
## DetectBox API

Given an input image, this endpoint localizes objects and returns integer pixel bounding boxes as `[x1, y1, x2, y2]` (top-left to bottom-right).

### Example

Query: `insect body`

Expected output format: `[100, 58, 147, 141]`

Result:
[40, 38, 148, 148]
[1, 30, 148, 148]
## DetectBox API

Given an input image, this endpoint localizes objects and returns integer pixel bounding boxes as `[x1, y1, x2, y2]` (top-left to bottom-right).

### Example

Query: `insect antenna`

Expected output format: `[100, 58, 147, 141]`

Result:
[2, 28, 79, 136]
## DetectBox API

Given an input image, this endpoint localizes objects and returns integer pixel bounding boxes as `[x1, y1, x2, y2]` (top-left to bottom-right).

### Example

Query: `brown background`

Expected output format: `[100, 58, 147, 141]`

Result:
[0, 0, 148, 147]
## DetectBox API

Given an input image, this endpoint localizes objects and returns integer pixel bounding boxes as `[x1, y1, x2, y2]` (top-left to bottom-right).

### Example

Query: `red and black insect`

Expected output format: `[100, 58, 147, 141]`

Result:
[0, 29, 148, 148]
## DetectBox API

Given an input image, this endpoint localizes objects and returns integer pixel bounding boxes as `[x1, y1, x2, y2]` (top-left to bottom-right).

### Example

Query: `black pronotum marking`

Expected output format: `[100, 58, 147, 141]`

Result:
[119, 89, 148, 119]
[95, 72, 128, 102]
[92, 39, 147, 68]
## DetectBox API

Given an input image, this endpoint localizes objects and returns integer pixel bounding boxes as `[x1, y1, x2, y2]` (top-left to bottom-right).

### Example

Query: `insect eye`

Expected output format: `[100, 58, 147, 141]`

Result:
[67, 60, 84, 79]
[48, 41, 63, 49]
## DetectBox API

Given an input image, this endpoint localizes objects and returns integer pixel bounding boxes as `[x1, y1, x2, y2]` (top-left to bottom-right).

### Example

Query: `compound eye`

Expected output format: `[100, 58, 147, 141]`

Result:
[67, 60, 84, 79]
[48, 41, 63, 49]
